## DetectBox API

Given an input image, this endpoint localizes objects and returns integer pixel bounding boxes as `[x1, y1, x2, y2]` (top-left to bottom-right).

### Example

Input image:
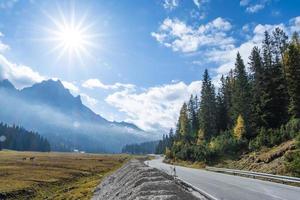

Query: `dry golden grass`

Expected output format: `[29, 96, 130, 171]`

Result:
[0, 150, 130, 200]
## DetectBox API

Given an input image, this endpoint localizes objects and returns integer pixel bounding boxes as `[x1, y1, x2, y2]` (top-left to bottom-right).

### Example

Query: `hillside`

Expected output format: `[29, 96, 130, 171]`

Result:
[215, 140, 297, 176]
[0, 79, 151, 153]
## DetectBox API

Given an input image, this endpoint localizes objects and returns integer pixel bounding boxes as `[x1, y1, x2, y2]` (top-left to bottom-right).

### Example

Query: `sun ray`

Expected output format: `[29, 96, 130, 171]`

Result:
[41, 5, 98, 63]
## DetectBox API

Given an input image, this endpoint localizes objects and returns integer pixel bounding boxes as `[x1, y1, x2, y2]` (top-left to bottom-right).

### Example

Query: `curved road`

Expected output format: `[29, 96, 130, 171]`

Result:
[146, 156, 300, 200]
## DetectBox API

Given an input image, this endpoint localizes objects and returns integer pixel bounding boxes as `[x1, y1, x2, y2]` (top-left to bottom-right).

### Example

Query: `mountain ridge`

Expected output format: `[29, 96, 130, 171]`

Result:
[0, 79, 149, 152]
[0, 79, 142, 131]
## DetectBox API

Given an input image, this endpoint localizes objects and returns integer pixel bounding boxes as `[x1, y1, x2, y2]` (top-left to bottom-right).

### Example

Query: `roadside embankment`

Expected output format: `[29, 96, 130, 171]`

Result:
[92, 159, 202, 200]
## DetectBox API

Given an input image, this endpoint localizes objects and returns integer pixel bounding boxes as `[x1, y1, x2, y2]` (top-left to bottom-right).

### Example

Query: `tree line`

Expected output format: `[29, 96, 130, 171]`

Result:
[122, 141, 158, 154]
[158, 28, 300, 166]
[0, 122, 51, 152]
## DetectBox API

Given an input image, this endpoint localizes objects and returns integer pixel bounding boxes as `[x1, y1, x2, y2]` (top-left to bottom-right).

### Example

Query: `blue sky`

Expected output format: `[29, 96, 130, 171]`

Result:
[0, 0, 299, 134]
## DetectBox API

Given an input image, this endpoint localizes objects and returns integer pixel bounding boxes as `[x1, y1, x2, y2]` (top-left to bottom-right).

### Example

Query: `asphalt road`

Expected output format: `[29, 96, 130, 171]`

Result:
[146, 156, 300, 200]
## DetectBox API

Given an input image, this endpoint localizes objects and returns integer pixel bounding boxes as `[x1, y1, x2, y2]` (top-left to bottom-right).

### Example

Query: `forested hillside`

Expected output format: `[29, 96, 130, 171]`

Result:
[0, 123, 50, 152]
[158, 28, 300, 176]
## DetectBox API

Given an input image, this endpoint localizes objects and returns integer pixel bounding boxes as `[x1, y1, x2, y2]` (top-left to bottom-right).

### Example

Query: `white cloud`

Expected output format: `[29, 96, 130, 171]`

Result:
[0, 32, 9, 52]
[289, 16, 300, 33]
[106, 81, 202, 132]
[80, 93, 98, 107]
[61, 81, 79, 93]
[240, 0, 272, 14]
[82, 78, 135, 91]
[0, 33, 44, 88]
[193, 0, 209, 9]
[242, 24, 251, 33]
[240, 0, 250, 6]
[163, 0, 179, 10]
[151, 17, 234, 53]
[0, 54, 45, 89]
[246, 4, 264, 13]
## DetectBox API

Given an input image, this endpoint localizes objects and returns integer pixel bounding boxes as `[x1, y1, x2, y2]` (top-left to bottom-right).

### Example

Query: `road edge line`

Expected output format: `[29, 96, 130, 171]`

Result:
[175, 177, 219, 200]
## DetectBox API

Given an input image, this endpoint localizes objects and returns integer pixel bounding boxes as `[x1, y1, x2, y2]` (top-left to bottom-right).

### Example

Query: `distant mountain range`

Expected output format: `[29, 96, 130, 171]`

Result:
[0, 79, 150, 152]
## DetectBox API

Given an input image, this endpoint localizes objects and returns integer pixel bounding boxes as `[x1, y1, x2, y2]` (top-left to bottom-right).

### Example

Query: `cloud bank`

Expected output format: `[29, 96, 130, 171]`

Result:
[151, 17, 234, 53]
[106, 81, 202, 132]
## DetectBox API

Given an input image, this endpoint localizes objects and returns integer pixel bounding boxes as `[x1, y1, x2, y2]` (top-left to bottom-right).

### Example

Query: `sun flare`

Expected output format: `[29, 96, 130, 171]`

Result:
[44, 7, 97, 63]
[58, 26, 84, 49]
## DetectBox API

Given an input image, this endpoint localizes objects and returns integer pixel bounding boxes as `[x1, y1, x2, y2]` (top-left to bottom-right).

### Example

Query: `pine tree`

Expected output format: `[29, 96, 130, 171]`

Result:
[272, 27, 289, 63]
[224, 70, 235, 128]
[249, 46, 264, 130]
[188, 95, 199, 140]
[199, 69, 217, 140]
[284, 32, 300, 118]
[216, 75, 228, 132]
[231, 53, 251, 136]
[271, 28, 289, 123]
[260, 31, 288, 128]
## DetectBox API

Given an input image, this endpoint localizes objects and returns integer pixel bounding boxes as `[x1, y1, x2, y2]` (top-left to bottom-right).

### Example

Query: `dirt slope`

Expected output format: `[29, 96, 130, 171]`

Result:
[216, 140, 296, 176]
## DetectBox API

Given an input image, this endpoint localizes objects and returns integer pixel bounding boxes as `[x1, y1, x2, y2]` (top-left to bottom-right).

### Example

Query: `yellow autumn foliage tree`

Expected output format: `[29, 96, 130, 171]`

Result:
[233, 114, 246, 140]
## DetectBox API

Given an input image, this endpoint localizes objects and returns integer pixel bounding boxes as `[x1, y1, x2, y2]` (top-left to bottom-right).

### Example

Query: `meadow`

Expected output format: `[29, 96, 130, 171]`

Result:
[0, 150, 129, 200]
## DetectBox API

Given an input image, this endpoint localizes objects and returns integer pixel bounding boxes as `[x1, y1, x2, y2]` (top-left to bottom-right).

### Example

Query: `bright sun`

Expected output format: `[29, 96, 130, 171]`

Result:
[56, 24, 86, 52]
[44, 7, 97, 63]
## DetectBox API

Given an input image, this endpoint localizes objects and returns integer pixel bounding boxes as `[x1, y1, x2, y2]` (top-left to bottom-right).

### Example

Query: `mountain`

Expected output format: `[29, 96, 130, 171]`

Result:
[20, 79, 108, 124]
[0, 79, 151, 152]
[0, 79, 16, 90]
[113, 121, 143, 131]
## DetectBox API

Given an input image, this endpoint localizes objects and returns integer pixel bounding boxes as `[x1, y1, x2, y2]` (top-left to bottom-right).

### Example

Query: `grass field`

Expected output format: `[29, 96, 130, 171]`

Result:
[0, 150, 129, 200]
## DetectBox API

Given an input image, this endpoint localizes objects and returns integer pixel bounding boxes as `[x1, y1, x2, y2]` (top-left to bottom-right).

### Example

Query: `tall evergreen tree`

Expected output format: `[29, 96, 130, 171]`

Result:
[199, 69, 217, 140]
[260, 31, 288, 128]
[271, 28, 289, 121]
[231, 53, 251, 136]
[284, 32, 300, 118]
[272, 27, 289, 63]
[188, 95, 199, 140]
[249, 46, 264, 130]
[216, 75, 228, 132]
[224, 70, 235, 128]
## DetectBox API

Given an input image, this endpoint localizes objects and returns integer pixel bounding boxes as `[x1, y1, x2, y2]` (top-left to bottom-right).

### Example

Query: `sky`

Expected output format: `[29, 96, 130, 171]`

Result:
[0, 0, 299, 135]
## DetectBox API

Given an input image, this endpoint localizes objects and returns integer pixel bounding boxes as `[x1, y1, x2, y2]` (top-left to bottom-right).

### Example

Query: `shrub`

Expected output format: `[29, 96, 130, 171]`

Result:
[285, 118, 300, 138]
[193, 144, 208, 162]
[165, 147, 173, 159]
[249, 120, 300, 151]
[284, 132, 300, 177]
[285, 150, 300, 177]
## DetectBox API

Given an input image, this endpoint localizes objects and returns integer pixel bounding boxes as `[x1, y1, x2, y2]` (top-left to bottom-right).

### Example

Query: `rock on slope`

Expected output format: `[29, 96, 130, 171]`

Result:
[92, 159, 200, 200]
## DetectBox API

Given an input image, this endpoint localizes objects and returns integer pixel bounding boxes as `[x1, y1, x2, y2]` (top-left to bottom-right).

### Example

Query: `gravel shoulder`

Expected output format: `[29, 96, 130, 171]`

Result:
[92, 159, 203, 200]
